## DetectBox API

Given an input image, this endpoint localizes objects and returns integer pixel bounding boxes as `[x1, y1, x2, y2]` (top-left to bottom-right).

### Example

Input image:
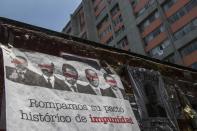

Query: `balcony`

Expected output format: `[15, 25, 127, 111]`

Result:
[114, 22, 124, 32]
[165, 0, 190, 17]
[171, 7, 197, 33]
[94, 1, 106, 17]
[111, 11, 121, 20]
[100, 32, 113, 44]
[122, 45, 130, 51]
[98, 22, 110, 33]
[145, 32, 167, 52]
[93, 0, 102, 7]
[142, 18, 162, 37]
[134, 0, 149, 13]
[183, 50, 197, 66]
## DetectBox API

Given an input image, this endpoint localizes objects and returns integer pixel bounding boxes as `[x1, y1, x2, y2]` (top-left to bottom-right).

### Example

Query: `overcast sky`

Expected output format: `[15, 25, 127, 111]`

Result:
[0, 0, 82, 32]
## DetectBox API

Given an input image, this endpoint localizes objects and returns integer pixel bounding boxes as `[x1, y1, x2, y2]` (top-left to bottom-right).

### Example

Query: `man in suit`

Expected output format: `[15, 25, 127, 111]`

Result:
[78, 69, 101, 95]
[37, 62, 70, 90]
[6, 56, 39, 85]
[62, 64, 80, 92]
[102, 73, 126, 99]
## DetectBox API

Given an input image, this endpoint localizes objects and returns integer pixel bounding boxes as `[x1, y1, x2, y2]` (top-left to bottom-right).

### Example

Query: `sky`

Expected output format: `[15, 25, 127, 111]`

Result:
[0, 0, 82, 32]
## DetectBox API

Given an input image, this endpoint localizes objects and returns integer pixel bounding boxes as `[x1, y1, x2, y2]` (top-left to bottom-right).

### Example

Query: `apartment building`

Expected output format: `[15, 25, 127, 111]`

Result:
[62, 0, 197, 69]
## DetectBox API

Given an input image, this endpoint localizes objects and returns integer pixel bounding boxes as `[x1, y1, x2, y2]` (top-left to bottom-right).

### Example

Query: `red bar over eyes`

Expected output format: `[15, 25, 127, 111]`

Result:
[106, 80, 117, 84]
[11, 59, 22, 64]
[38, 64, 53, 69]
[87, 75, 98, 80]
[64, 72, 77, 79]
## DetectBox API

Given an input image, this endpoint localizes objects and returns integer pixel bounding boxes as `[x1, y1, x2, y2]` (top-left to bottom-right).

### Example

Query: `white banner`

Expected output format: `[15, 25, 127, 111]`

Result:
[2, 47, 140, 131]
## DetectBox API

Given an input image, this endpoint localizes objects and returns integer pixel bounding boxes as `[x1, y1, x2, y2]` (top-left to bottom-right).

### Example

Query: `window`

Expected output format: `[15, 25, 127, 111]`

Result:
[97, 16, 112, 39]
[149, 39, 170, 56]
[180, 40, 197, 56]
[136, 8, 146, 17]
[92, 0, 102, 7]
[111, 8, 124, 37]
[168, 9, 186, 23]
[110, 4, 120, 17]
[130, 0, 137, 7]
[185, 0, 197, 12]
[98, 25, 112, 39]
[144, 25, 165, 45]
[78, 8, 85, 32]
[144, 35, 153, 44]
[154, 11, 159, 18]
[152, 29, 160, 37]
[97, 15, 109, 30]
[94, 0, 106, 19]
[106, 36, 114, 44]
[113, 15, 123, 27]
[162, 0, 177, 11]
[144, 21, 150, 27]
[135, 0, 156, 17]
[117, 37, 129, 49]
[174, 19, 197, 40]
[168, 0, 197, 24]
[193, 18, 197, 27]
[149, 14, 156, 22]
[174, 30, 185, 40]
[94, 5, 99, 12]
[184, 23, 193, 33]
[115, 25, 125, 37]
[139, 11, 159, 32]
[162, 39, 171, 48]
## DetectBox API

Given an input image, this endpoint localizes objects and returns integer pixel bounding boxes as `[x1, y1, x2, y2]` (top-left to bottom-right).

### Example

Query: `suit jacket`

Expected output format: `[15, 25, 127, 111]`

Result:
[54, 78, 71, 91]
[77, 84, 98, 95]
[35, 75, 70, 91]
[6, 66, 40, 86]
[101, 87, 126, 99]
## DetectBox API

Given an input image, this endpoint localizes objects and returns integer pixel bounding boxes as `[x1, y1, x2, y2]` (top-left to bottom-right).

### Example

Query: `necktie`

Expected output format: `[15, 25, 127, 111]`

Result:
[47, 77, 53, 88]
[18, 72, 24, 82]
[112, 86, 118, 91]
[95, 88, 100, 95]
[112, 87, 122, 99]
[71, 86, 77, 92]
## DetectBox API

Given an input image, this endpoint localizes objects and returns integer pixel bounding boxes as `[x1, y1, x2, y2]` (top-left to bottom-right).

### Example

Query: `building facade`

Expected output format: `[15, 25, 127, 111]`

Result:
[62, 0, 197, 69]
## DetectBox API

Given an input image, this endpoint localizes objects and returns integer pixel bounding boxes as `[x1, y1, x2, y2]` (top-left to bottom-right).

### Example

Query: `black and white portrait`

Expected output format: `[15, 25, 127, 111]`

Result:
[35, 62, 68, 90]
[61, 63, 81, 92]
[6, 56, 39, 85]
[102, 73, 126, 99]
[78, 69, 101, 95]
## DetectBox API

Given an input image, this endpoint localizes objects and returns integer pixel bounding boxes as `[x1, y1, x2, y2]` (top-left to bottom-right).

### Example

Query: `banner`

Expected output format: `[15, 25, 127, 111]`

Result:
[2, 47, 140, 131]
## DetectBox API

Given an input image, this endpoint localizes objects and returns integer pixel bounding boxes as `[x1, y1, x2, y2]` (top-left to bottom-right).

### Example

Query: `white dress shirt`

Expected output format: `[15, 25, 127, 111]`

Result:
[43, 75, 55, 88]
[64, 81, 78, 92]
[111, 87, 124, 99]
[90, 85, 101, 95]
